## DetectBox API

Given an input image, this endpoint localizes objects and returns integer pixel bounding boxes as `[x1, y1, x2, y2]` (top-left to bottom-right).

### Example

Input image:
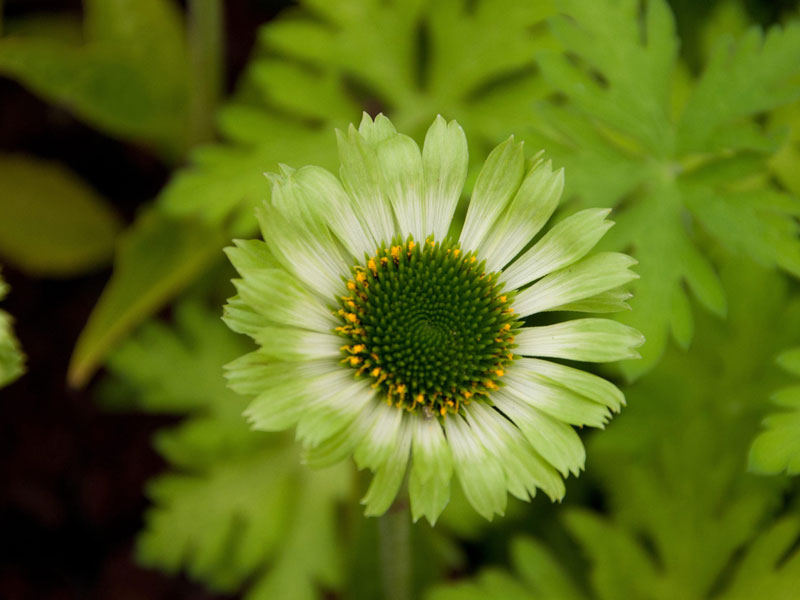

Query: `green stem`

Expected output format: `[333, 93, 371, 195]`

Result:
[378, 502, 412, 600]
[187, 0, 224, 146]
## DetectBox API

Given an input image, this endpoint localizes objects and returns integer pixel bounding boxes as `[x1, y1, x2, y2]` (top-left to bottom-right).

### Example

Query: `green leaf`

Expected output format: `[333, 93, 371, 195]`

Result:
[0, 270, 24, 387]
[0, 0, 189, 155]
[749, 347, 800, 475]
[106, 301, 352, 598]
[68, 212, 225, 387]
[0, 155, 121, 277]
[530, 0, 800, 378]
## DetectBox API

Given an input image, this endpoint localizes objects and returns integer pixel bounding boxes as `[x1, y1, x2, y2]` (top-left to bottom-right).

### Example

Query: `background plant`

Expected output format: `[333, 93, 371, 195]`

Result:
[1, 0, 800, 598]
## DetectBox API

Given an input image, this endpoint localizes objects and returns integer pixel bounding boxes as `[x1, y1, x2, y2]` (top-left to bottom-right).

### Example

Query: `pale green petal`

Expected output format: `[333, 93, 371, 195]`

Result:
[230, 266, 335, 333]
[337, 119, 397, 247]
[480, 157, 564, 272]
[422, 116, 469, 241]
[502, 208, 614, 291]
[523, 358, 626, 413]
[465, 403, 566, 502]
[445, 414, 507, 520]
[409, 416, 453, 524]
[353, 401, 404, 471]
[548, 288, 633, 313]
[253, 326, 342, 361]
[358, 112, 396, 144]
[362, 415, 412, 516]
[504, 361, 612, 428]
[493, 390, 585, 477]
[292, 165, 376, 260]
[258, 174, 351, 299]
[459, 136, 525, 253]
[514, 252, 639, 318]
[376, 133, 425, 241]
[225, 355, 338, 430]
[295, 375, 375, 446]
[515, 318, 645, 362]
[222, 296, 272, 339]
[302, 420, 360, 469]
[225, 238, 277, 271]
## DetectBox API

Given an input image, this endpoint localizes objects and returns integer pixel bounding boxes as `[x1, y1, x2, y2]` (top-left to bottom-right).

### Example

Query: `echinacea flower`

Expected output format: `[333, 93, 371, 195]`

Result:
[223, 114, 642, 522]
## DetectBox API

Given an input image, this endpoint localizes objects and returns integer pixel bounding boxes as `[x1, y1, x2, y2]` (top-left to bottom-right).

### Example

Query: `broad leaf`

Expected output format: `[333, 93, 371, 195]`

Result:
[0, 155, 121, 277]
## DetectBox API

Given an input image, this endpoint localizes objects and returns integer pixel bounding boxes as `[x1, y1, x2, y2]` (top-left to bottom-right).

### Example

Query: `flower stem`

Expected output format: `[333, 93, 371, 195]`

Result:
[378, 502, 411, 600]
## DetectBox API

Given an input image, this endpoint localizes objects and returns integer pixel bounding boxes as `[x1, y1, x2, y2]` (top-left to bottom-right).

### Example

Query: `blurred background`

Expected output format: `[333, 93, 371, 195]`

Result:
[2, 1, 800, 599]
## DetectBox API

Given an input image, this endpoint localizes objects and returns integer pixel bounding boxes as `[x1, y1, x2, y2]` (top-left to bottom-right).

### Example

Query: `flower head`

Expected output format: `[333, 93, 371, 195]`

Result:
[224, 114, 642, 522]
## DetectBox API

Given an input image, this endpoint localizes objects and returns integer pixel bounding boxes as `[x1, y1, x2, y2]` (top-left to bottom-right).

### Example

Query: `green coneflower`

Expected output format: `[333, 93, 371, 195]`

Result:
[224, 114, 642, 522]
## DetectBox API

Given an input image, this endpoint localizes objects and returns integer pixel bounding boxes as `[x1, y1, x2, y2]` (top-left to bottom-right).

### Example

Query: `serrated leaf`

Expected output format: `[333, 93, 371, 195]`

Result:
[0, 155, 121, 277]
[533, 0, 800, 378]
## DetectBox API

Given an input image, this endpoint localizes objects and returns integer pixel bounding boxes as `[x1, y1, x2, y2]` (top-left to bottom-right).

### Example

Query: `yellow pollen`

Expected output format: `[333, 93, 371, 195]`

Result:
[415, 393, 424, 405]
[485, 380, 498, 390]
[470, 256, 477, 263]
[391, 246, 401, 260]
[408, 240, 416, 251]
[494, 369, 504, 377]
[370, 352, 380, 362]
[396, 384, 407, 396]
[347, 300, 356, 309]
[463, 390, 472, 399]
[453, 249, 461, 257]
[380, 256, 389, 265]
[346, 313, 358, 323]
[501, 323, 511, 331]
[347, 281, 356, 291]
[349, 356, 362, 366]
[499, 295, 507, 302]
[367, 258, 377, 271]
[351, 344, 365, 353]
[371, 367, 382, 377]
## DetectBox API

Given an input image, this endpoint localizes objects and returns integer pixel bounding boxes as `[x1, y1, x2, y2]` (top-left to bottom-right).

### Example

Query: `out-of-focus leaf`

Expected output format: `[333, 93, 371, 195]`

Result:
[0, 0, 189, 156]
[0, 155, 121, 277]
[68, 213, 225, 387]
[105, 301, 352, 599]
[0, 270, 24, 387]
[528, 0, 800, 378]
[749, 347, 800, 475]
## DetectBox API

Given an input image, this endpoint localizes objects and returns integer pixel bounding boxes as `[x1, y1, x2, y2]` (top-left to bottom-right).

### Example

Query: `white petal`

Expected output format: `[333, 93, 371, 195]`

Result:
[337, 119, 398, 247]
[293, 165, 376, 260]
[522, 357, 626, 413]
[502, 208, 613, 291]
[514, 252, 639, 318]
[492, 390, 585, 477]
[409, 416, 453, 524]
[464, 403, 565, 502]
[377, 133, 425, 241]
[503, 362, 611, 428]
[459, 136, 525, 253]
[362, 414, 412, 516]
[353, 401, 404, 471]
[422, 116, 468, 241]
[253, 326, 342, 361]
[230, 266, 336, 333]
[515, 319, 644, 363]
[480, 158, 564, 272]
[445, 414, 507, 520]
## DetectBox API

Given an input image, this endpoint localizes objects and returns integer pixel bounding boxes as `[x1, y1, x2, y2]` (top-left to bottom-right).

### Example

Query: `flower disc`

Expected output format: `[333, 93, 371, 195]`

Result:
[336, 237, 519, 416]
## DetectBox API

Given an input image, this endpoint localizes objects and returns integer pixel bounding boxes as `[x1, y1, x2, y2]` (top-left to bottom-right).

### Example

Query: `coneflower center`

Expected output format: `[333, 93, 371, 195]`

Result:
[335, 236, 519, 416]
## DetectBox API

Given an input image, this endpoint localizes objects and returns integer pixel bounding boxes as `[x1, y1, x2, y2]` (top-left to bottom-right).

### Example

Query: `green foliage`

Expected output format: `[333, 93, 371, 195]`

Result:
[0, 0, 190, 157]
[429, 259, 800, 600]
[70, 0, 558, 383]
[68, 213, 225, 387]
[525, 0, 800, 378]
[749, 347, 800, 475]
[105, 301, 352, 599]
[0, 155, 121, 277]
[0, 270, 24, 387]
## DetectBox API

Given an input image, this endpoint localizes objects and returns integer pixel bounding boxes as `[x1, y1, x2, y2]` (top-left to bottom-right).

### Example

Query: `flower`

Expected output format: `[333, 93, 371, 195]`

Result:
[223, 114, 642, 523]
